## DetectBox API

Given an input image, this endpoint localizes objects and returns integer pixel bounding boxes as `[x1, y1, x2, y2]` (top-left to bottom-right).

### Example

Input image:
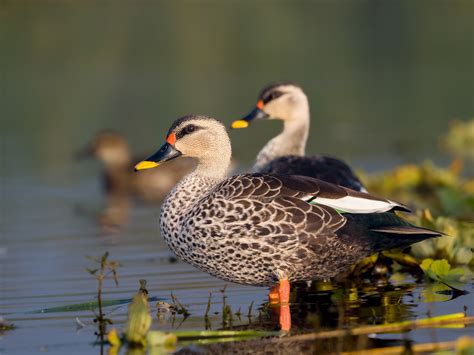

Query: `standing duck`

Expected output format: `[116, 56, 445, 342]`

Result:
[231, 82, 366, 192]
[135, 115, 441, 331]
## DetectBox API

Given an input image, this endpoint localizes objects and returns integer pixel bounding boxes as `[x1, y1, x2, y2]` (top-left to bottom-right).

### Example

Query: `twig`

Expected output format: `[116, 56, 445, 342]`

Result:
[342, 340, 457, 354]
[271, 314, 474, 343]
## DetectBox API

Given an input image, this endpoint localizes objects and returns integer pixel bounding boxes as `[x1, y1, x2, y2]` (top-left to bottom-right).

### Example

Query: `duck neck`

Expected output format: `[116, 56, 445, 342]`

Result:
[194, 156, 231, 180]
[167, 170, 223, 207]
[160, 168, 226, 242]
[102, 160, 131, 193]
[161, 142, 232, 222]
[252, 107, 310, 172]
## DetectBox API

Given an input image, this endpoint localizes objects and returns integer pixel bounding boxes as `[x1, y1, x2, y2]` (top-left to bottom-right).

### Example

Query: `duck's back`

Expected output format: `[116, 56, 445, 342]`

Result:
[167, 173, 437, 286]
[258, 155, 366, 192]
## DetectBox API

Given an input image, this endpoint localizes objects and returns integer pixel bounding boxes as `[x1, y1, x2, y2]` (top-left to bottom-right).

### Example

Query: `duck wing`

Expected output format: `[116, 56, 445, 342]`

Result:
[206, 174, 347, 237]
[260, 155, 366, 192]
[215, 174, 408, 214]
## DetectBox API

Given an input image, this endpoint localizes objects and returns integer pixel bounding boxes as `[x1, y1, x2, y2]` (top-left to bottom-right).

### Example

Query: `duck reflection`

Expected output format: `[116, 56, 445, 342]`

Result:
[78, 130, 195, 231]
[187, 278, 419, 353]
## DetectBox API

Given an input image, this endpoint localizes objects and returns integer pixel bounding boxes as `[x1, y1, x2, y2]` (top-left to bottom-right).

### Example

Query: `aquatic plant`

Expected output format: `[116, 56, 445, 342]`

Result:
[108, 282, 177, 352]
[420, 258, 469, 291]
[0, 317, 15, 332]
[410, 209, 474, 266]
[170, 292, 191, 317]
[86, 251, 120, 341]
[364, 161, 474, 220]
[108, 285, 269, 353]
[123, 294, 152, 345]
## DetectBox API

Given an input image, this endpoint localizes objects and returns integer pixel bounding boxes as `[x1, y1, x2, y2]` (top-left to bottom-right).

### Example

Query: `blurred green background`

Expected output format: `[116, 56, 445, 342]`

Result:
[2, 0, 473, 179]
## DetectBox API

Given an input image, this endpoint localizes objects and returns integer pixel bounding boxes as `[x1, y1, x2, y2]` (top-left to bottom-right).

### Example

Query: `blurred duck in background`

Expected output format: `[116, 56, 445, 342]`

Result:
[78, 130, 195, 232]
[81, 130, 196, 202]
[232, 82, 366, 192]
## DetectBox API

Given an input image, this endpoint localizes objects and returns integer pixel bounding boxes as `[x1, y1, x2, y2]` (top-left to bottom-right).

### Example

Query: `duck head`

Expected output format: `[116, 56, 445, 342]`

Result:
[231, 81, 309, 129]
[135, 115, 231, 177]
[79, 130, 131, 168]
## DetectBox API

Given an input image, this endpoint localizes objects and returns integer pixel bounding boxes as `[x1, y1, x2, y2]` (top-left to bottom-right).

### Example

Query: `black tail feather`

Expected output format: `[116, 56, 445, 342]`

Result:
[371, 225, 444, 237]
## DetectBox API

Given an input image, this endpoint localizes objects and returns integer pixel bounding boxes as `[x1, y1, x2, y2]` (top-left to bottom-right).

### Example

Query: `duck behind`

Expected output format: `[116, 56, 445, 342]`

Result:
[232, 82, 366, 192]
[81, 130, 195, 202]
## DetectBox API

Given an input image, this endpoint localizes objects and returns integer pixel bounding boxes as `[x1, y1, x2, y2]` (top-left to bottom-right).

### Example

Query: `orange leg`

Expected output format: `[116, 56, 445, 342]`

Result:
[279, 278, 290, 304]
[279, 304, 291, 332]
[278, 278, 292, 331]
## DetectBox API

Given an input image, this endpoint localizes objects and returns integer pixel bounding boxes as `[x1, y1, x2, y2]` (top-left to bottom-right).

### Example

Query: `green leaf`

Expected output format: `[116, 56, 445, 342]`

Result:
[421, 258, 468, 290]
[32, 296, 161, 313]
[430, 259, 450, 278]
[420, 258, 434, 272]
[124, 294, 152, 345]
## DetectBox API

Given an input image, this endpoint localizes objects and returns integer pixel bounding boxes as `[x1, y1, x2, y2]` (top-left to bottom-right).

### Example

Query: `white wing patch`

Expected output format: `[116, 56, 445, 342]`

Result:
[307, 196, 401, 214]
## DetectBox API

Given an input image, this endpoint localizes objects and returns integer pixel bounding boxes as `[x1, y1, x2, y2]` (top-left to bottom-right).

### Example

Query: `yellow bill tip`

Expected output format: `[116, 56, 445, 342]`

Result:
[134, 160, 159, 171]
[231, 120, 249, 129]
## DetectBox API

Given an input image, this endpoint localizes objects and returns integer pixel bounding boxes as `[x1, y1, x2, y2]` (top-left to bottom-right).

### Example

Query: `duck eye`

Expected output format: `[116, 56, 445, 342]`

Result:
[263, 90, 283, 104]
[271, 91, 282, 100]
[185, 125, 196, 134]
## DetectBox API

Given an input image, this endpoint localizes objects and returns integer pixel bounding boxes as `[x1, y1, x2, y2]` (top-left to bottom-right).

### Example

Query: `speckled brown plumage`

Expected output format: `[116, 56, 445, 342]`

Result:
[160, 172, 437, 287]
[137, 116, 440, 288]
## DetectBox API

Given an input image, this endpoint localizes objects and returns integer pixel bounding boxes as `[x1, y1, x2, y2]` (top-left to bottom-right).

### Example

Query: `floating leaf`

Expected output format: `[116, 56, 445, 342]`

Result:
[32, 296, 161, 313]
[420, 258, 466, 290]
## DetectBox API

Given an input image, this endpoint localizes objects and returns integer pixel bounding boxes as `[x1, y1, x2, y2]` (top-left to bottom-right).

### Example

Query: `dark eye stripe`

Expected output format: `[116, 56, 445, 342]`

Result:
[262, 90, 284, 104]
[176, 124, 202, 140]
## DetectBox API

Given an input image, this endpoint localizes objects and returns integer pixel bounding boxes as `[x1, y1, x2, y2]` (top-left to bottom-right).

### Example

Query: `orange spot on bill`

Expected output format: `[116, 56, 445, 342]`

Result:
[256, 100, 264, 109]
[166, 132, 176, 145]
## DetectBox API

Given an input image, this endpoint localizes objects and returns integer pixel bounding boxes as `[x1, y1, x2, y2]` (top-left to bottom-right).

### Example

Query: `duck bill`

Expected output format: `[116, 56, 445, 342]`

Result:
[231, 107, 269, 129]
[134, 143, 182, 171]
